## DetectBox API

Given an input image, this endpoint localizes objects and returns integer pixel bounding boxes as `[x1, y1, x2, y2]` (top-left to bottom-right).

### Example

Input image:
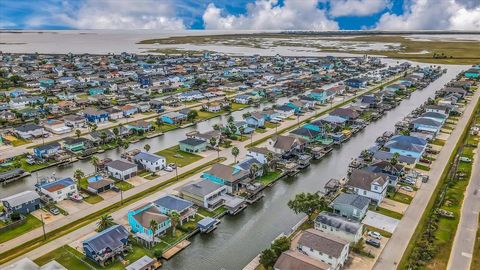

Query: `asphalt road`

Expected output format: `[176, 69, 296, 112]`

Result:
[448, 144, 480, 270]
[373, 88, 480, 270]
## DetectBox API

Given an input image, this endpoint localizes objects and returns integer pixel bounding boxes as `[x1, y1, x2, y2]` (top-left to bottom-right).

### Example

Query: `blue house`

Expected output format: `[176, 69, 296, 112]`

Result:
[33, 141, 61, 158]
[411, 117, 442, 134]
[88, 88, 104, 96]
[384, 135, 427, 159]
[83, 225, 130, 266]
[346, 78, 368, 88]
[128, 203, 171, 239]
[309, 89, 329, 103]
[464, 69, 479, 78]
[1, 190, 40, 218]
[153, 195, 196, 225]
[202, 163, 250, 193]
[138, 75, 151, 87]
[161, 111, 186, 125]
[84, 108, 109, 123]
[245, 112, 265, 128]
[39, 79, 55, 89]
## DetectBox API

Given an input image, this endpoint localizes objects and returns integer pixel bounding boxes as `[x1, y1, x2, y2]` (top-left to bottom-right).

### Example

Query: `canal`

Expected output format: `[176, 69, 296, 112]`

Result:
[0, 97, 291, 197]
[161, 65, 465, 270]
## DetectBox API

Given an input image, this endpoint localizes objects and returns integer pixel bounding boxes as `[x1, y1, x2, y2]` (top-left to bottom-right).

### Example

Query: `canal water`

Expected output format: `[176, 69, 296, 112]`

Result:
[0, 97, 290, 197]
[160, 65, 466, 270]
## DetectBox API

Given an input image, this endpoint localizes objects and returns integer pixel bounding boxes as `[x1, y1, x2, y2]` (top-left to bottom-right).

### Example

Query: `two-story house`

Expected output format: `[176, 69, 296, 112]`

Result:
[133, 152, 166, 172]
[347, 169, 389, 205]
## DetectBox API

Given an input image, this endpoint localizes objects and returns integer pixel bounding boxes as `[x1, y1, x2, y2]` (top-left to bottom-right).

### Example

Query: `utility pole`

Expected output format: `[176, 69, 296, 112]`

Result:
[175, 162, 179, 181]
[40, 214, 46, 240]
[120, 189, 123, 205]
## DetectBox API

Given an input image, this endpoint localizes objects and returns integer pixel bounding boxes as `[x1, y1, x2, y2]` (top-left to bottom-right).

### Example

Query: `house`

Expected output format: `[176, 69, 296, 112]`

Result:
[106, 159, 138, 180]
[290, 127, 323, 142]
[296, 229, 349, 270]
[246, 147, 274, 164]
[87, 175, 115, 194]
[275, 105, 295, 118]
[153, 194, 196, 225]
[345, 78, 367, 88]
[361, 94, 381, 108]
[411, 117, 443, 134]
[202, 102, 222, 112]
[347, 169, 389, 205]
[179, 138, 207, 153]
[266, 135, 308, 156]
[161, 111, 186, 125]
[425, 105, 449, 115]
[43, 119, 72, 134]
[330, 193, 370, 221]
[128, 203, 171, 240]
[235, 157, 264, 178]
[309, 89, 332, 104]
[105, 108, 123, 120]
[126, 120, 153, 132]
[14, 124, 45, 139]
[365, 160, 404, 186]
[83, 225, 130, 266]
[89, 88, 105, 96]
[202, 163, 250, 193]
[84, 107, 109, 123]
[384, 135, 427, 159]
[63, 114, 86, 128]
[38, 177, 78, 202]
[245, 112, 266, 128]
[180, 179, 228, 210]
[133, 152, 166, 172]
[329, 108, 360, 123]
[234, 94, 252, 104]
[274, 250, 331, 270]
[314, 211, 363, 243]
[33, 141, 61, 158]
[187, 130, 221, 145]
[63, 137, 89, 152]
[420, 112, 447, 124]
[464, 68, 479, 78]
[119, 105, 138, 116]
[1, 190, 41, 218]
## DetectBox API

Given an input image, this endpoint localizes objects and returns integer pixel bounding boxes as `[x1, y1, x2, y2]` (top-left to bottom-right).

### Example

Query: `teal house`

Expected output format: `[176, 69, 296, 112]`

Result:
[39, 78, 55, 89]
[179, 138, 207, 153]
[63, 137, 88, 152]
[128, 203, 171, 240]
[89, 88, 105, 96]
[464, 69, 479, 78]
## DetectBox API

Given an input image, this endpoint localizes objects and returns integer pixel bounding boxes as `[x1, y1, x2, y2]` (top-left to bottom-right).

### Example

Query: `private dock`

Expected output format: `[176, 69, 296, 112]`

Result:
[162, 240, 191, 260]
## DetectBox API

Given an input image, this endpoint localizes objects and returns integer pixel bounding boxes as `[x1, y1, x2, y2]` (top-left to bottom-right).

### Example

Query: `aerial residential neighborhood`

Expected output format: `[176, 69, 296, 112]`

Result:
[0, 1, 479, 270]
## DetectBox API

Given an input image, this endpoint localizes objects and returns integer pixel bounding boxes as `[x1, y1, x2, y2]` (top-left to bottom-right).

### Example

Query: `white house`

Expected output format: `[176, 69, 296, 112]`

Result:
[180, 180, 228, 210]
[63, 115, 86, 128]
[347, 169, 388, 205]
[315, 211, 363, 243]
[106, 160, 138, 181]
[133, 152, 166, 172]
[246, 147, 273, 164]
[297, 229, 349, 270]
[14, 124, 46, 139]
[38, 177, 78, 202]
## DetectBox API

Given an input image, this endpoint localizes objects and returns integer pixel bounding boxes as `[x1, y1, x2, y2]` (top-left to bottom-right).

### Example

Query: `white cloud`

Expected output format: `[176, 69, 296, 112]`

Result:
[27, 0, 186, 30]
[329, 0, 391, 17]
[0, 21, 16, 29]
[375, 0, 480, 30]
[202, 0, 339, 30]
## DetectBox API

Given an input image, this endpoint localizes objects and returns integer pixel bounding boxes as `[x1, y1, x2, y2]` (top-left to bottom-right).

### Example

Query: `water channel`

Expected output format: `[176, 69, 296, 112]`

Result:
[160, 65, 465, 270]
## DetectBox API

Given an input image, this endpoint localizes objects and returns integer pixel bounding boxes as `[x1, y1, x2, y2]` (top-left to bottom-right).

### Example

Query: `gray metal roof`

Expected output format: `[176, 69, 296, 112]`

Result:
[154, 194, 193, 212]
[106, 159, 137, 171]
[315, 211, 362, 235]
[1, 190, 40, 208]
[331, 193, 370, 210]
[181, 179, 224, 197]
[133, 152, 165, 163]
[83, 224, 130, 254]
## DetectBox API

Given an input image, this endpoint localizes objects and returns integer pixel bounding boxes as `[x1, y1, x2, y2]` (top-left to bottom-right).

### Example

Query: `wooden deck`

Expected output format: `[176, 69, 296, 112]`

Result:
[162, 240, 191, 260]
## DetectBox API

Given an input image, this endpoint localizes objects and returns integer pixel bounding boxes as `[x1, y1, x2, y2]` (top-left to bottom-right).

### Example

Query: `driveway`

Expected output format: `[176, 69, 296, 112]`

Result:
[363, 211, 400, 234]
[379, 198, 409, 214]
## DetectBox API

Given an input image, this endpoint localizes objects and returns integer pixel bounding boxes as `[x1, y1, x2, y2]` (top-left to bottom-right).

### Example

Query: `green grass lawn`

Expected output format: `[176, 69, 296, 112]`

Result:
[387, 191, 414, 205]
[430, 139, 446, 146]
[264, 121, 280, 129]
[196, 206, 226, 218]
[83, 194, 104, 204]
[155, 145, 203, 167]
[0, 214, 42, 244]
[256, 170, 282, 186]
[197, 110, 225, 120]
[231, 103, 249, 110]
[363, 224, 393, 238]
[11, 138, 31, 147]
[374, 207, 404, 220]
[34, 245, 94, 270]
[415, 163, 431, 171]
[115, 180, 134, 191]
[255, 128, 267, 133]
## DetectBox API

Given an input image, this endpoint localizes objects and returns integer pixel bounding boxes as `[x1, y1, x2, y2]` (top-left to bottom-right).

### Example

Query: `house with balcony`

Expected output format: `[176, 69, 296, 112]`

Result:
[63, 137, 89, 152]
[14, 124, 45, 140]
[84, 107, 109, 123]
[180, 179, 228, 210]
[33, 141, 61, 158]
[202, 164, 250, 193]
[133, 152, 166, 172]
[153, 195, 196, 225]
[128, 203, 171, 241]
[1, 190, 41, 218]
[63, 115, 86, 128]
[347, 169, 388, 205]
[266, 135, 308, 157]
[330, 193, 370, 221]
[105, 160, 138, 181]
[83, 225, 130, 266]
[38, 177, 78, 203]
[245, 112, 265, 128]
[161, 111, 186, 125]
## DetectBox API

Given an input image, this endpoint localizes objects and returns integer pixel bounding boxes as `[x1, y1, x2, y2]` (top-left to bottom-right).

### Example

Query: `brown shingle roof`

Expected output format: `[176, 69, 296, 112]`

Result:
[347, 169, 387, 190]
[274, 250, 330, 270]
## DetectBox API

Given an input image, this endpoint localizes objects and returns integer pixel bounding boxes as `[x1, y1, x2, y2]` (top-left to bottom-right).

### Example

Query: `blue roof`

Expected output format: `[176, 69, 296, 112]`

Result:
[83, 225, 130, 253]
[34, 141, 61, 151]
[322, 115, 347, 124]
[236, 157, 262, 171]
[153, 195, 193, 212]
[39, 177, 75, 189]
[198, 217, 217, 227]
[390, 135, 427, 146]
[134, 152, 164, 163]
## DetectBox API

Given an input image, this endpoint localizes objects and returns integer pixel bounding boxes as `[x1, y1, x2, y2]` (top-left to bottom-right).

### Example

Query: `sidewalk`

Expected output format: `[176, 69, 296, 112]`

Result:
[373, 89, 480, 269]
[447, 145, 480, 270]
[0, 75, 399, 265]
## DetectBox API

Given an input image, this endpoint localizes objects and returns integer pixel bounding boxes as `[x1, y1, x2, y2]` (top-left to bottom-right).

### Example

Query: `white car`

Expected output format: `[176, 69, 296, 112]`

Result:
[164, 166, 173, 172]
[368, 231, 382, 240]
[401, 186, 414, 192]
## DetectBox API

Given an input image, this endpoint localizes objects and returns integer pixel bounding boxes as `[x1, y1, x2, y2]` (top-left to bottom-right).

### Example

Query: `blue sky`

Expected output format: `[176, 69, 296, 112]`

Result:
[0, 0, 479, 30]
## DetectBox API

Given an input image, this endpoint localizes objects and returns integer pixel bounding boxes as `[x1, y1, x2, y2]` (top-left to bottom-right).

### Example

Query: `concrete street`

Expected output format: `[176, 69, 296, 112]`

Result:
[0, 75, 398, 265]
[448, 144, 480, 270]
[373, 89, 480, 270]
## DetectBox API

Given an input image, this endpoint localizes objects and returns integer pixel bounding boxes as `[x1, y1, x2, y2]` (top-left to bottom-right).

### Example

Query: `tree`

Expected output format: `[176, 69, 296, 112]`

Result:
[231, 146, 239, 163]
[144, 144, 151, 152]
[266, 152, 275, 171]
[121, 140, 130, 150]
[91, 156, 100, 172]
[227, 115, 234, 123]
[168, 211, 180, 237]
[249, 163, 260, 180]
[91, 123, 98, 132]
[112, 127, 119, 138]
[239, 126, 245, 140]
[149, 219, 158, 248]
[259, 248, 277, 268]
[287, 192, 326, 220]
[390, 152, 400, 166]
[271, 236, 290, 257]
[73, 169, 84, 183]
[34, 117, 40, 125]
[209, 137, 217, 148]
[187, 110, 198, 122]
[100, 131, 108, 145]
[97, 214, 115, 232]
[75, 129, 81, 138]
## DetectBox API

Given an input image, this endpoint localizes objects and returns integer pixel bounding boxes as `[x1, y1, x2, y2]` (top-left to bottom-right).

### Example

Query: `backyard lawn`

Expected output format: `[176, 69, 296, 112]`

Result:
[256, 170, 282, 186]
[415, 163, 431, 171]
[115, 180, 134, 191]
[231, 103, 249, 111]
[387, 191, 414, 205]
[0, 214, 42, 244]
[83, 194, 104, 204]
[264, 121, 280, 129]
[34, 245, 94, 270]
[430, 139, 446, 146]
[374, 206, 404, 220]
[197, 110, 225, 120]
[197, 206, 227, 218]
[155, 145, 203, 167]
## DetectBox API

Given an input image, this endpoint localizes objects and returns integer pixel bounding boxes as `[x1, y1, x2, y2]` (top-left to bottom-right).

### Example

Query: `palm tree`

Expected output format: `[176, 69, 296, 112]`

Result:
[168, 211, 180, 237]
[239, 126, 245, 140]
[209, 137, 217, 149]
[73, 169, 84, 184]
[112, 127, 119, 138]
[144, 144, 151, 152]
[231, 146, 239, 163]
[266, 152, 275, 171]
[75, 129, 81, 138]
[100, 131, 108, 145]
[91, 156, 100, 172]
[97, 214, 115, 232]
[390, 152, 400, 166]
[149, 219, 158, 248]
[250, 163, 260, 181]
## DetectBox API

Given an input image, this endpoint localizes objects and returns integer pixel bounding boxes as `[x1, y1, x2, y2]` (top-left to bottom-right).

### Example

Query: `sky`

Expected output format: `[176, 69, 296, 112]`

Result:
[0, 0, 479, 31]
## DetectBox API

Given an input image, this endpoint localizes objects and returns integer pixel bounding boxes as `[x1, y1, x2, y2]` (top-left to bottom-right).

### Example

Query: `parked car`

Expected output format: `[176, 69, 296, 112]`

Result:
[401, 186, 414, 192]
[366, 238, 381, 248]
[459, 157, 472, 163]
[368, 231, 382, 240]
[164, 166, 173, 172]
[111, 186, 120, 193]
[168, 163, 177, 169]
[49, 208, 60, 215]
